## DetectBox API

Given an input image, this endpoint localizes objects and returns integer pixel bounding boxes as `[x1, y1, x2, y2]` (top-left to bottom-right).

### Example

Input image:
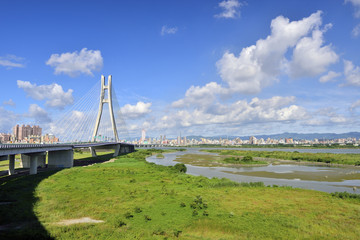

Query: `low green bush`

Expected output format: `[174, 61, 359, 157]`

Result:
[172, 163, 187, 173]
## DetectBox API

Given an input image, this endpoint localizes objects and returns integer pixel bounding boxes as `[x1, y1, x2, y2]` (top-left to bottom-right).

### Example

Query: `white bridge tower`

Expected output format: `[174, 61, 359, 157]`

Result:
[92, 75, 119, 142]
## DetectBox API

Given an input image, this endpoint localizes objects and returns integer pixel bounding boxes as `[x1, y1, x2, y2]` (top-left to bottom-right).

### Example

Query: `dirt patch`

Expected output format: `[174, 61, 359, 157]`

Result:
[82, 158, 116, 167]
[102, 158, 116, 164]
[55, 217, 104, 226]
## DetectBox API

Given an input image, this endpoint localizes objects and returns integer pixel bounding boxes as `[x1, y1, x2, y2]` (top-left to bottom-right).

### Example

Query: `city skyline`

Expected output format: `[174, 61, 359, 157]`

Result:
[1, 0, 360, 138]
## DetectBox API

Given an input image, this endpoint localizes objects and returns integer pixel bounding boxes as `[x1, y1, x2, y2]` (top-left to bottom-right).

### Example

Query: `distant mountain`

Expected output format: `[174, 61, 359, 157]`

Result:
[186, 132, 360, 141]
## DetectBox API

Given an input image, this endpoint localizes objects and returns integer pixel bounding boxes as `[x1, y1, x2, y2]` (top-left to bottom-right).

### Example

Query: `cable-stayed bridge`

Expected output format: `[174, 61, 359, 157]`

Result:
[0, 75, 134, 175]
[50, 74, 129, 143]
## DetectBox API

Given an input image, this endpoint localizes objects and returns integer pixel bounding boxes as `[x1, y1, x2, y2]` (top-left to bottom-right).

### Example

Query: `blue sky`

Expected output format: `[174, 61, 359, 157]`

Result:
[1, 0, 360, 139]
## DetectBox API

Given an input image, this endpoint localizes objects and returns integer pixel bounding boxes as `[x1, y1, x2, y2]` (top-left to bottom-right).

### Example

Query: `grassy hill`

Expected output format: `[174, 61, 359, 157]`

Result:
[1, 149, 360, 239]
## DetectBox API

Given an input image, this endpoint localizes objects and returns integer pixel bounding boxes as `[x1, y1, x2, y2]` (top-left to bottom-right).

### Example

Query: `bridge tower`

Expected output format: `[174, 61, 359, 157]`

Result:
[92, 75, 119, 142]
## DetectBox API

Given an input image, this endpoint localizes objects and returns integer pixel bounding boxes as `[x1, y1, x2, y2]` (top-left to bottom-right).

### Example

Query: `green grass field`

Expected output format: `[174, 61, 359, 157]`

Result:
[1, 149, 360, 239]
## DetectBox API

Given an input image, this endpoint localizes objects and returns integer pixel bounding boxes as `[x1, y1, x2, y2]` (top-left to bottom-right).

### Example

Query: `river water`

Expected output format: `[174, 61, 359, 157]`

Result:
[146, 148, 360, 194]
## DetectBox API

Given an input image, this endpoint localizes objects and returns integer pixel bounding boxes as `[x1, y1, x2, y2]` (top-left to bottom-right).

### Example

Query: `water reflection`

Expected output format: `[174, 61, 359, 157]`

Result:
[146, 149, 360, 193]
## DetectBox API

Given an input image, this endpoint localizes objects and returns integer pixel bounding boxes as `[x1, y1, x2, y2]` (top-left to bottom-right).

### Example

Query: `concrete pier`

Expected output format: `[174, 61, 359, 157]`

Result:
[21, 153, 46, 168]
[29, 156, 38, 175]
[8, 155, 15, 175]
[48, 150, 74, 168]
[113, 144, 120, 157]
[90, 147, 97, 157]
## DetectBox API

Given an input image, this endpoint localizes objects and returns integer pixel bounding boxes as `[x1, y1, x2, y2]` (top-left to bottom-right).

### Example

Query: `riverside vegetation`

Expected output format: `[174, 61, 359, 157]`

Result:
[0, 149, 359, 239]
[202, 149, 360, 166]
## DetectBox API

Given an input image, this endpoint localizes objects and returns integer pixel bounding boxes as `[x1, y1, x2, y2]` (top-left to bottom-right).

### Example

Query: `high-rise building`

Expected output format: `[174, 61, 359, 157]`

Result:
[141, 129, 146, 143]
[12, 124, 42, 141]
[249, 136, 257, 144]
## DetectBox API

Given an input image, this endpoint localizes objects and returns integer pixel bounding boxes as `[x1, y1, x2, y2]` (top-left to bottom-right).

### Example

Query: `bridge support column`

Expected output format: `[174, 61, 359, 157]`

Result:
[113, 144, 120, 157]
[8, 155, 15, 175]
[29, 156, 38, 175]
[48, 150, 74, 168]
[89, 147, 97, 157]
[21, 153, 46, 169]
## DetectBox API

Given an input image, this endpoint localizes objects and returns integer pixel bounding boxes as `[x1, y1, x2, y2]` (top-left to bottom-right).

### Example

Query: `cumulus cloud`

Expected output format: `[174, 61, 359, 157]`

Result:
[172, 82, 228, 109]
[3, 99, 16, 107]
[46, 48, 103, 77]
[319, 71, 341, 83]
[0, 107, 18, 132]
[161, 25, 178, 36]
[343, 60, 360, 86]
[289, 28, 338, 78]
[215, 0, 243, 19]
[216, 11, 324, 94]
[17, 80, 74, 109]
[25, 104, 51, 123]
[121, 102, 152, 119]
[345, 0, 360, 18]
[158, 96, 308, 130]
[0, 55, 25, 68]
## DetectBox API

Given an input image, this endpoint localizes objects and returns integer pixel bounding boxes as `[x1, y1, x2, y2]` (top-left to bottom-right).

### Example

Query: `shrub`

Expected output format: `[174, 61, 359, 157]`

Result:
[134, 207, 142, 213]
[144, 215, 152, 221]
[180, 202, 186, 207]
[173, 163, 187, 173]
[124, 212, 133, 219]
[173, 229, 182, 237]
[113, 218, 126, 228]
[242, 156, 253, 162]
[331, 192, 360, 200]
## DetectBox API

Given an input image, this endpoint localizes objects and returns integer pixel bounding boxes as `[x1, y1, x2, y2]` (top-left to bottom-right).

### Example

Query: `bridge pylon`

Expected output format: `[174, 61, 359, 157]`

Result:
[92, 75, 119, 142]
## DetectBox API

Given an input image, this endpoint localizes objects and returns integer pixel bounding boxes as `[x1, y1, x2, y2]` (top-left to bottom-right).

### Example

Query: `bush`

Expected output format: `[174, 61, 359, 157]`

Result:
[173, 229, 182, 237]
[134, 207, 142, 213]
[124, 212, 133, 219]
[242, 156, 253, 162]
[173, 163, 187, 173]
[331, 192, 360, 200]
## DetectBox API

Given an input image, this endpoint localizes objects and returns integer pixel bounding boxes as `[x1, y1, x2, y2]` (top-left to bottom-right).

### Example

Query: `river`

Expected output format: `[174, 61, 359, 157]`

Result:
[146, 148, 360, 194]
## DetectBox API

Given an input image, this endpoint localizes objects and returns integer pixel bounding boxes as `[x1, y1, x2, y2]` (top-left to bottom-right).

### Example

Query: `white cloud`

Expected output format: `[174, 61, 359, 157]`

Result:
[0, 107, 18, 132]
[0, 55, 25, 68]
[161, 25, 178, 36]
[121, 102, 152, 119]
[25, 104, 51, 123]
[289, 28, 338, 78]
[17, 80, 74, 109]
[352, 23, 360, 37]
[215, 0, 243, 19]
[350, 99, 360, 111]
[343, 60, 360, 86]
[319, 71, 341, 83]
[156, 96, 308, 130]
[3, 99, 16, 107]
[216, 11, 323, 94]
[46, 48, 103, 77]
[345, 0, 360, 18]
[330, 116, 347, 123]
[172, 82, 228, 109]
